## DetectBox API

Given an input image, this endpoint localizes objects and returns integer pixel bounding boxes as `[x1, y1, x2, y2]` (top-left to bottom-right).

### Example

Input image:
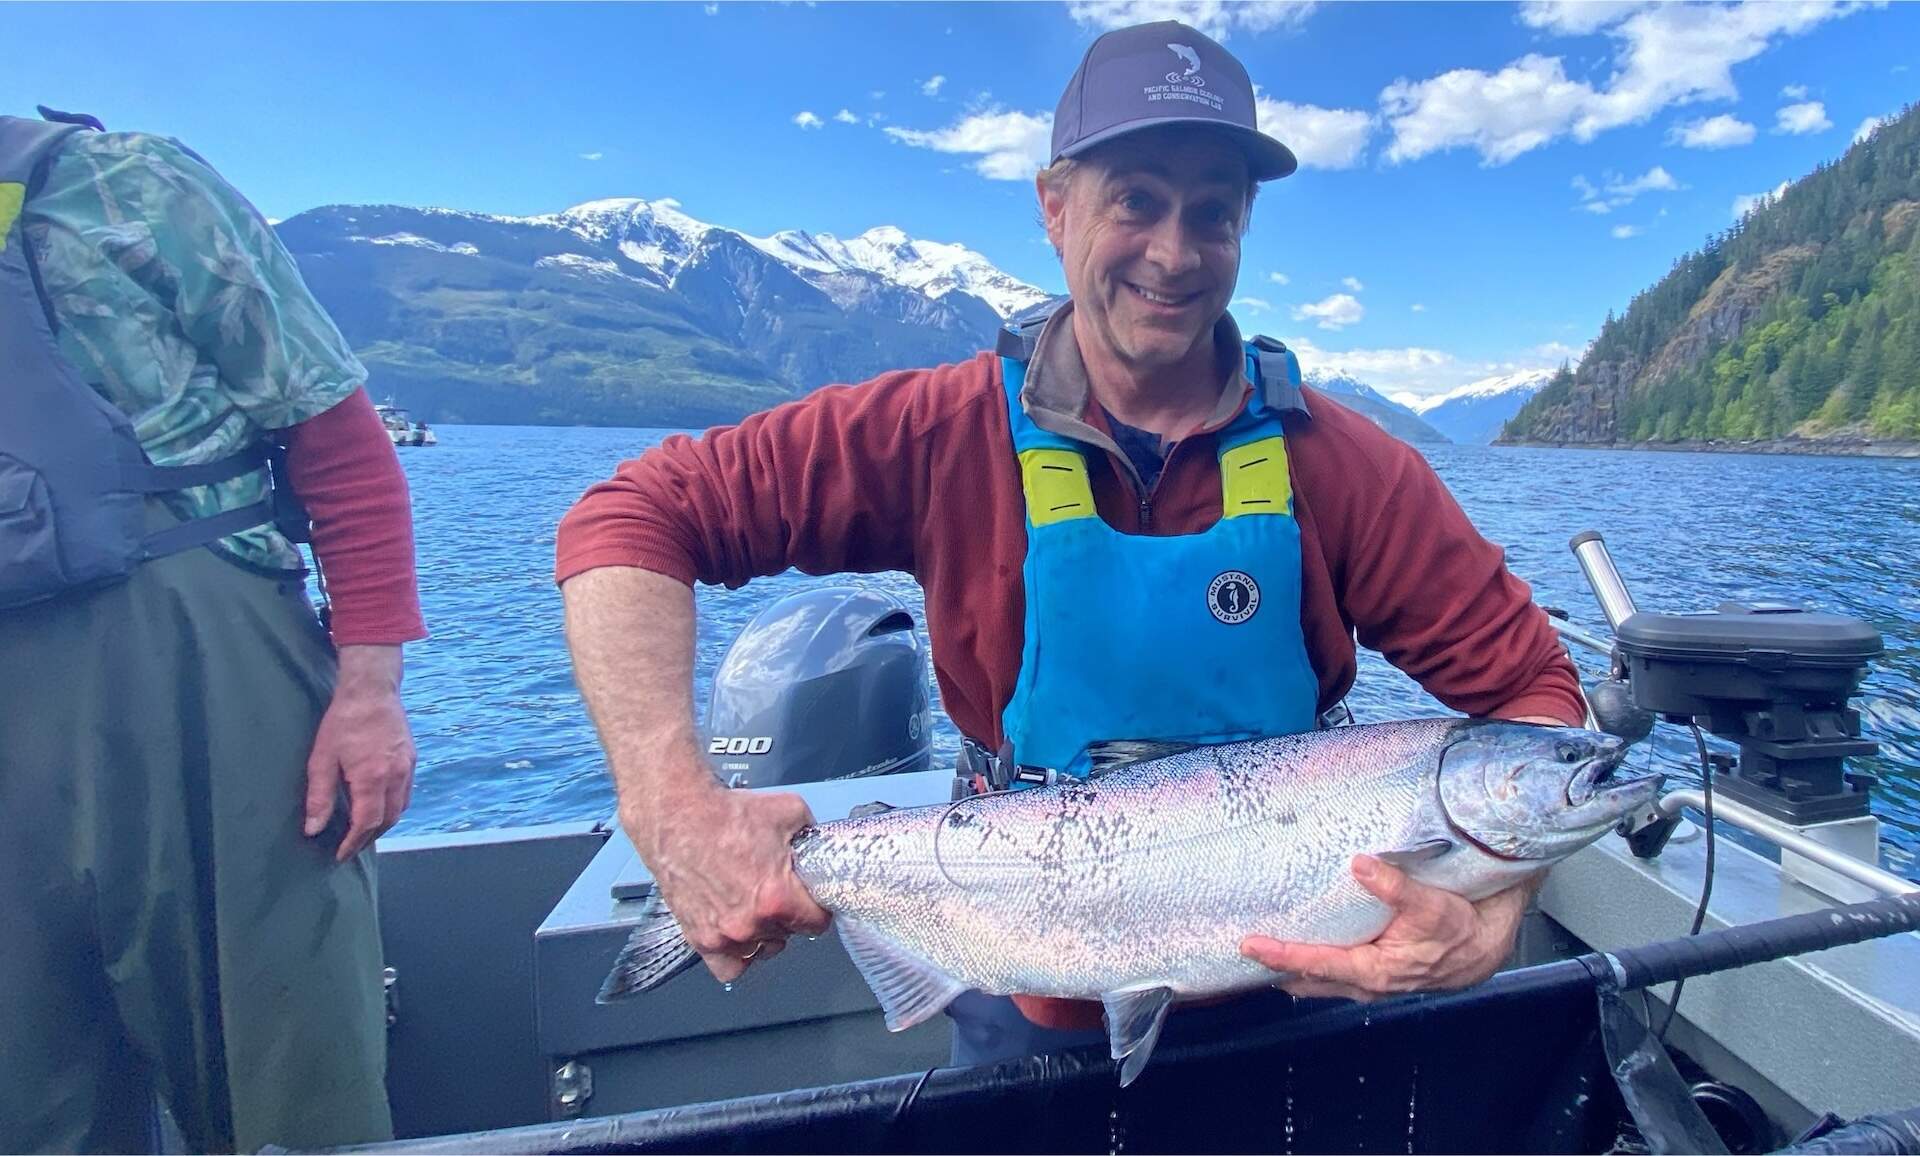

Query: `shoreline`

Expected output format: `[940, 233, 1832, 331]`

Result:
[1495, 437, 1920, 460]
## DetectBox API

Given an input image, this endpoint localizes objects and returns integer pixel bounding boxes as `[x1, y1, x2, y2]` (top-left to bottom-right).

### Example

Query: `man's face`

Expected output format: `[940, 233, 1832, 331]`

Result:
[1040, 127, 1251, 375]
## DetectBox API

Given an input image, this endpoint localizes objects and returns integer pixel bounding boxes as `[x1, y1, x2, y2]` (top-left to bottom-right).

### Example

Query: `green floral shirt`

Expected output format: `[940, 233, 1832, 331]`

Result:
[23, 129, 365, 571]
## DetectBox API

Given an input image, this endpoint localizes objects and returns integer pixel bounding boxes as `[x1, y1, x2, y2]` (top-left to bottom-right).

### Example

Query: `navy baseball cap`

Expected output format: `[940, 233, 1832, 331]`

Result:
[1051, 20, 1297, 182]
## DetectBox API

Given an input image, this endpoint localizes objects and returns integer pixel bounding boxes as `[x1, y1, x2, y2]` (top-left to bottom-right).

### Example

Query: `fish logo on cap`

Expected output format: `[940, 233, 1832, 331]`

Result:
[1167, 43, 1204, 83]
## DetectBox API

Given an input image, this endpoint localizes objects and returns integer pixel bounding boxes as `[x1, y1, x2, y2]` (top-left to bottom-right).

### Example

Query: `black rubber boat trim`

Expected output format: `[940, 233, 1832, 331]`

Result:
[297, 893, 1920, 1155]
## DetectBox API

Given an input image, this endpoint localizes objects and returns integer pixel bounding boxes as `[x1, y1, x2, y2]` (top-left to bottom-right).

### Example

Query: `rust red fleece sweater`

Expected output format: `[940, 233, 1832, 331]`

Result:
[553, 351, 1583, 739]
[281, 387, 427, 646]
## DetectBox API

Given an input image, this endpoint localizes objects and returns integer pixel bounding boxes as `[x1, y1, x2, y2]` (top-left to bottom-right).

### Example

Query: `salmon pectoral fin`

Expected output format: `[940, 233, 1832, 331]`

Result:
[1102, 986, 1176, 1087]
[1371, 838, 1454, 868]
[837, 917, 968, 1032]
[597, 889, 700, 1003]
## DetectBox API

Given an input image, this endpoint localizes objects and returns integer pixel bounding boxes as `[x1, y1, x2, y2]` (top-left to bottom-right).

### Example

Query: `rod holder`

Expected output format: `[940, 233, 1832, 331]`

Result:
[1570, 530, 1638, 633]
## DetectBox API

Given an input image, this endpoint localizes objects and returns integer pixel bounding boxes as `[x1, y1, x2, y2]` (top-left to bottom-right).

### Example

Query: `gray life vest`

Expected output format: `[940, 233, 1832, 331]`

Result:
[0, 108, 290, 611]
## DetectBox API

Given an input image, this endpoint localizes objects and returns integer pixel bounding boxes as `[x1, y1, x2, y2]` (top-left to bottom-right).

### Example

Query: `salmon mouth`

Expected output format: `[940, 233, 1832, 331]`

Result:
[1568, 754, 1661, 807]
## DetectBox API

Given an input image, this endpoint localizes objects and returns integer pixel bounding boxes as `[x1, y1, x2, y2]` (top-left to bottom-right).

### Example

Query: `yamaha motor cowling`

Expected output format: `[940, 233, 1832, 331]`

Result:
[703, 586, 933, 788]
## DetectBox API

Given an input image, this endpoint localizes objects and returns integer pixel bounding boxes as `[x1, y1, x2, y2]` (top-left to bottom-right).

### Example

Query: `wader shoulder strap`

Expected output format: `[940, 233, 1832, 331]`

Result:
[121, 442, 272, 494]
[140, 499, 277, 561]
[995, 294, 1070, 364]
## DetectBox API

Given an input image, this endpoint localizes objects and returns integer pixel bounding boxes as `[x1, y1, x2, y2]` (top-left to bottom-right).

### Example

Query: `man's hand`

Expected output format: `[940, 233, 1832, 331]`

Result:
[304, 644, 416, 862]
[625, 772, 832, 985]
[1240, 855, 1538, 1002]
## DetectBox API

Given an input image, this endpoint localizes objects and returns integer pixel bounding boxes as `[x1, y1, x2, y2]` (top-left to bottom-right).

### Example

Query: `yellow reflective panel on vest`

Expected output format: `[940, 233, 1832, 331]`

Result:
[0, 183, 24, 249]
[1019, 448, 1097, 527]
[1220, 436, 1293, 517]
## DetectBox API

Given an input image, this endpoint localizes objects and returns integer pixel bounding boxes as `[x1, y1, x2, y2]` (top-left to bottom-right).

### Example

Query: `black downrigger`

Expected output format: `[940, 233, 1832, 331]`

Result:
[1550, 531, 1917, 1156]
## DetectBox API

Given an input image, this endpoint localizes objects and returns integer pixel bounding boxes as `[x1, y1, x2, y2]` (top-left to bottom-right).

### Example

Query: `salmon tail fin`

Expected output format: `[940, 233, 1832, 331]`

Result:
[596, 889, 700, 1003]
[838, 917, 968, 1031]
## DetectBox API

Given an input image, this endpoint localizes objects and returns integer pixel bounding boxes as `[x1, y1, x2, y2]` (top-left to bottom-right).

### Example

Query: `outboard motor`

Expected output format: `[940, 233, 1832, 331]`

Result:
[703, 586, 933, 788]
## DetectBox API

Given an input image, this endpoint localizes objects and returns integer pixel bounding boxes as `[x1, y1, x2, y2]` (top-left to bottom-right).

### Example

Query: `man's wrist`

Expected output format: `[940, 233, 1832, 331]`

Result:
[617, 753, 724, 857]
[335, 643, 404, 693]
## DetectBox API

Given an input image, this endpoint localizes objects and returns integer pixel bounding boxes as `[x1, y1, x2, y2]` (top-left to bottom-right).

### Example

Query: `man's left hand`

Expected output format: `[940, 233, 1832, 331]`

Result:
[304, 644, 417, 862]
[1239, 854, 1538, 1002]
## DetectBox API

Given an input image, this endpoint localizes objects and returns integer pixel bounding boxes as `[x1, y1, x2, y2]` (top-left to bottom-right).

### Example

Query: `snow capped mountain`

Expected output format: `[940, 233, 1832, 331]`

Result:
[1403, 370, 1554, 416]
[405, 195, 1052, 320]
[798, 225, 1054, 319]
[277, 195, 1052, 428]
[1300, 368, 1449, 445]
[1404, 369, 1554, 443]
[1303, 368, 1409, 410]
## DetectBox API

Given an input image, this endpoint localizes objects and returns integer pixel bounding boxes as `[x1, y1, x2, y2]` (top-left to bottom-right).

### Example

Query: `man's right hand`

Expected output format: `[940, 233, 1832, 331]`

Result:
[623, 773, 832, 984]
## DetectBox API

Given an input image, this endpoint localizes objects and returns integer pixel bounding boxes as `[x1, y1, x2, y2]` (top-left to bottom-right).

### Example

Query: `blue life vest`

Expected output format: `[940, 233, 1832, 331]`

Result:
[0, 108, 285, 611]
[996, 314, 1321, 779]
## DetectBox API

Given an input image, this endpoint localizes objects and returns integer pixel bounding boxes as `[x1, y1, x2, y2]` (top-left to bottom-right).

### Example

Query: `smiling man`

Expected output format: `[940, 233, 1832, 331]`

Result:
[557, 20, 1583, 1067]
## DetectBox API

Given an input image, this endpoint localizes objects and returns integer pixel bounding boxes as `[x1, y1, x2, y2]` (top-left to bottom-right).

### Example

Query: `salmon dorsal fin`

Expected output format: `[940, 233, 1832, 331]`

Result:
[1102, 986, 1176, 1086]
[837, 917, 968, 1031]
[1083, 740, 1197, 776]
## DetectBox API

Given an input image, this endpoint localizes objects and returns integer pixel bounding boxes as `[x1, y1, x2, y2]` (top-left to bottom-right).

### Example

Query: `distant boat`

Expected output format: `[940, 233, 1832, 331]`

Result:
[375, 401, 436, 447]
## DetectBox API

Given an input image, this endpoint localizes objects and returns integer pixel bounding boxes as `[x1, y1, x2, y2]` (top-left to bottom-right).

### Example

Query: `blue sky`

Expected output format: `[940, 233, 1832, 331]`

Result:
[9, 1, 1915, 396]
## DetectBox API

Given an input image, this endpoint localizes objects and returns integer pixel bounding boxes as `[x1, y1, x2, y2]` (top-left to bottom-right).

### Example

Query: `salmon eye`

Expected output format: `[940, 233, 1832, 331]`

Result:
[1556, 742, 1582, 764]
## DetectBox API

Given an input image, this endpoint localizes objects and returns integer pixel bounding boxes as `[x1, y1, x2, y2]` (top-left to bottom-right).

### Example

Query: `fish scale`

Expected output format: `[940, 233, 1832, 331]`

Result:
[601, 717, 1657, 1087]
[793, 721, 1456, 996]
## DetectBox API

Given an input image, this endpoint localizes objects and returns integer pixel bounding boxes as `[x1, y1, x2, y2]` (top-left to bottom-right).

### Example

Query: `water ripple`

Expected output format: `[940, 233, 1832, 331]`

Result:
[387, 431, 1920, 870]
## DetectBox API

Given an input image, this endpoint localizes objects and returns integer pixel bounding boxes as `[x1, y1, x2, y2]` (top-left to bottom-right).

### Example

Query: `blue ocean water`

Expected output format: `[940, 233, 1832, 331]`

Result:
[387, 425, 1920, 875]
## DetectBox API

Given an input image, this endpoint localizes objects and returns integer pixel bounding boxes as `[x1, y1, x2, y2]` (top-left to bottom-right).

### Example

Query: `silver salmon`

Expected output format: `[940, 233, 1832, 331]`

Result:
[601, 718, 1657, 1083]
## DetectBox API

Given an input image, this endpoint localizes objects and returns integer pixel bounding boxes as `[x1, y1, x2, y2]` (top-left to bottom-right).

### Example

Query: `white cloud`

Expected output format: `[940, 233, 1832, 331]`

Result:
[1341, 276, 1365, 292]
[1732, 179, 1791, 220]
[1610, 165, 1679, 196]
[1382, 54, 1590, 165]
[1517, 1, 1654, 36]
[1611, 223, 1642, 239]
[922, 75, 946, 97]
[1669, 113, 1756, 149]
[1573, 165, 1683, 213]
[579, 151, 604, 161]
[1268, 271, 1290, 285]
[1533, 340, 1582, 360]
[1781, 83, 1809, 99]
[1231, 296, 1273, 312]
[1066, 0, 1318, 41]
[793, 111, 824, 130]
[704, 1, 719, 12]
[1292, 293, 1365, 330]
[1288, 333, 1585, 397]
[1775, 100, 1832, 134]
[1286, 337, 1451, 392]
[870, 90, 886, 101]
[266, 217, 283, 226]
[1254, 94, 1374, 169]
[1853, 114, 1888, 144]
[888, 84, 1373, 181]
[1384, 2, 1859, 166]
[1411, 303, 1427, 312]
[885, 108, 1054, 180]
[834, 109, 859, 124]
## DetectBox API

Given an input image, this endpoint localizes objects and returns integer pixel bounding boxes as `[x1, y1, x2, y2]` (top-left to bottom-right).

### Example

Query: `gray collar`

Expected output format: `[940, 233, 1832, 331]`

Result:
[1008, 300, 1307, 451]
